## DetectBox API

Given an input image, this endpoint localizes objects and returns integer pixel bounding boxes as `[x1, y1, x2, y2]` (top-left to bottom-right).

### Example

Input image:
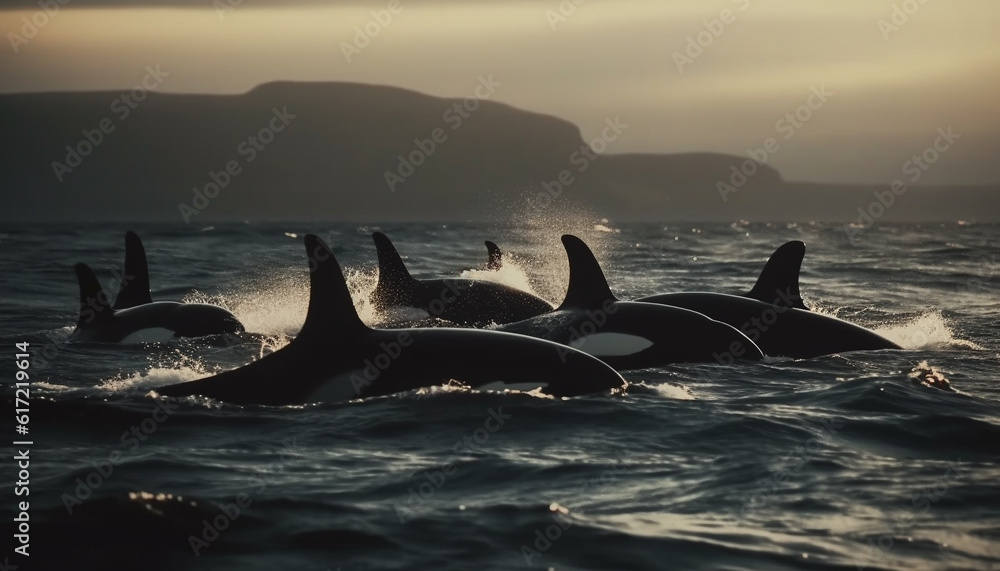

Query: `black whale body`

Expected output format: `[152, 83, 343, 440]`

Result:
[156, 235, 626, 406]
[369, 232, 553, 327]
[637, 241, 901, 359]
[497, 235, 764, 369]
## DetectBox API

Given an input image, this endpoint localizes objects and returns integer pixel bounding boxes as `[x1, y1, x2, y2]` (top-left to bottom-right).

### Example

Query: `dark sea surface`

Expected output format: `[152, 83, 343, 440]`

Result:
[1, 220, 998, 571]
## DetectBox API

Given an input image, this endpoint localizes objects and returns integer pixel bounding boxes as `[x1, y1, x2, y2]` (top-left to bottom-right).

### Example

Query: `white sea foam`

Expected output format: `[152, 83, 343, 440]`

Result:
[875, 311, 982, 350]
[99, 364, 209, 395]
[460, 255, 541, 298]
[183, 265, 383, 336]
[649, 382, 697, 400]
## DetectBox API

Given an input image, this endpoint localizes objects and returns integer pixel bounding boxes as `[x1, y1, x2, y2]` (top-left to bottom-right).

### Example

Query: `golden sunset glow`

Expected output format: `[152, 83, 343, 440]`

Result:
[2, 1, 998, 183]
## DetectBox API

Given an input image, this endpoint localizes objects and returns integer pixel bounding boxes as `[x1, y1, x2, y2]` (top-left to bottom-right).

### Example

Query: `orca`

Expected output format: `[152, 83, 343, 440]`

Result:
[369, 232, 553, 327]
[156, 235, 626, 406]
[635, 241, 901, 359]
[498, 235, 764, 369]
[68, 263, 244, 343]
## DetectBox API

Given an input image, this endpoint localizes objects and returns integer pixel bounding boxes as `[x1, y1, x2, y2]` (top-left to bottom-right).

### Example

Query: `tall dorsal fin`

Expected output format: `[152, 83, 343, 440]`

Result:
[558, 235, 617, 310]
[485, 240, 502, 270]
[113, 230, 153, 309]
[74, 263, 114, 329]
[744, 241, 807, 310]
[298, 234, 369, 340]
[372, 232, 415, 300]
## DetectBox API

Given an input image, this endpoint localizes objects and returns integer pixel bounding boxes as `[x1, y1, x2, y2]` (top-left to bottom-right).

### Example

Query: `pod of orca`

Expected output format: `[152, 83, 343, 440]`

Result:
[158, 235, 626, 405]
[64, 231, 901, 406]
[69, 231, 244, 344]
[497, 235, 764, 369]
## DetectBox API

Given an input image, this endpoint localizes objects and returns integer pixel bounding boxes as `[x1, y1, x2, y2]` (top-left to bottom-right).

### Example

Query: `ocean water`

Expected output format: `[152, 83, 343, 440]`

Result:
[1, 220, 998, 571]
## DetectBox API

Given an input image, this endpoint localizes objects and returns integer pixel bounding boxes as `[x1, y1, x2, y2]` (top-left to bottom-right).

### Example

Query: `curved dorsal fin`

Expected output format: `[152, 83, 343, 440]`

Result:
[558, 235, 617, 310]
[485, 240, 502, 270]
[113, 230, 153, 309]
[744, 241, 807, 310]
[298, 234, 368, 340]
[372, 232, 415, 301]
[74, 263, 114, 329]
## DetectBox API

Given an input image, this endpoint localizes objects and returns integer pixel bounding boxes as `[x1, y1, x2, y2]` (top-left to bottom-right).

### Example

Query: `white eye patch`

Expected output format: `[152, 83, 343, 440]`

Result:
[569, 333, 654, 356]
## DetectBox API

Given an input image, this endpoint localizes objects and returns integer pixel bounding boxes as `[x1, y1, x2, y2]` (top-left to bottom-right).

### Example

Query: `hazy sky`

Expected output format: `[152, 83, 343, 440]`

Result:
[2, 0, 999, 184]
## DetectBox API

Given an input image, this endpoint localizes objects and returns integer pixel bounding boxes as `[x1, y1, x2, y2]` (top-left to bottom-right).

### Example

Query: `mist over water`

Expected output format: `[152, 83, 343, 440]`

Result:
[1, 221, 997, 570]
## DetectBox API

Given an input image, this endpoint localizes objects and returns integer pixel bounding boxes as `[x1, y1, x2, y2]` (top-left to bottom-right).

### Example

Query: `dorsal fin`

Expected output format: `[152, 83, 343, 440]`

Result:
[371, 232, 416, 303]
[558, 235, 617, 310]
[113, 230, 153, 309]
[485, 241, 502, 270]
[373, 232, 413, 283]
[298, 234, 369, 340]
[74, 263, 114, 329]
[744, 241, 807, 310]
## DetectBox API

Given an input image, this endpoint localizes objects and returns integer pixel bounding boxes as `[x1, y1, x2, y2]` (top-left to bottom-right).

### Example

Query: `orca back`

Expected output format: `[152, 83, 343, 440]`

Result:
[371, 232, 551, 326]
[636, 291, 900, 359]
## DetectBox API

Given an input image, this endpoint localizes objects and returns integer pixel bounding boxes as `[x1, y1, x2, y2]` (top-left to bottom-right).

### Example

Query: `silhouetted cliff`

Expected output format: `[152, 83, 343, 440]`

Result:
[1, 82, 995, 222]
